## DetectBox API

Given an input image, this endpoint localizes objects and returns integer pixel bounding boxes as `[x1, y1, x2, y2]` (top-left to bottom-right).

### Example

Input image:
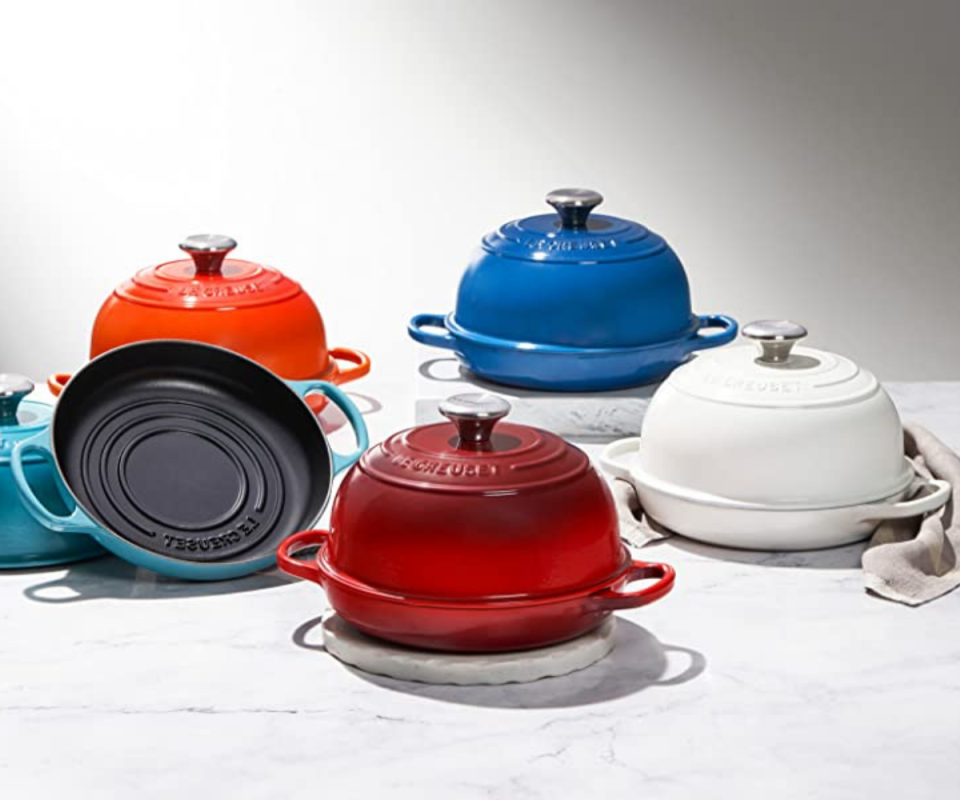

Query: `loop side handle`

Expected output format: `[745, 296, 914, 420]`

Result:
[289, 381, 369, 474]
[277, 530, 330, 584]
[598, 437, 641, 482]
[858, 478, 951, 522]
[590, 561, 676, 611]
[47, 372, 71, 398]
[408, 314, 458, 351]
[9, 431, 99, 535]
[328, 347, 372, 384]
[687, 315, 738, 353]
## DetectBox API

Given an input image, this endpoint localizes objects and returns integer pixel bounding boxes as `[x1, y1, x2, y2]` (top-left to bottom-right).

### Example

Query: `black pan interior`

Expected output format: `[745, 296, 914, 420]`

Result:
[53, 341, 332, 564]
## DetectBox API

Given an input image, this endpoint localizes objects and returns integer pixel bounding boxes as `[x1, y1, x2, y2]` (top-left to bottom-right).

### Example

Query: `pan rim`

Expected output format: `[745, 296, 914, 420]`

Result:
[50, 338, 336, 569]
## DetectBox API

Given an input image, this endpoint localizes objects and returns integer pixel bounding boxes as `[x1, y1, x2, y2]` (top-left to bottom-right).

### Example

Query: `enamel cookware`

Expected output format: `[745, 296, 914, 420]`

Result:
[600, 321, 951, 550]
[12, 341, 369, 580]
[278, 394, 675, 652]
[409, 189, 737, 391]
[48, 235, 371, 414]
[0, 375, 105, 568]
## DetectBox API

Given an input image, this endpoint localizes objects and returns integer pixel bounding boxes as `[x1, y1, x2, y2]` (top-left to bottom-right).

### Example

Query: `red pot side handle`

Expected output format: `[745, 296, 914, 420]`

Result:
[48, 372, 71, 397]
[329, 347, 371, 385]
[277, 529, 330, 585]
[590, 560, 676, 611]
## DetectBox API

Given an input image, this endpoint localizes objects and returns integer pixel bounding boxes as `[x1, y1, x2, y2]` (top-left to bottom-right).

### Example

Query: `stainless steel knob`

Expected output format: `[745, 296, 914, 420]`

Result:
[179, 234, 238, 276]
[546, 188, 603, 230]
[743, 320, 808, 364]
[439, 393, 511, 447]
[0, 374, 34, 425]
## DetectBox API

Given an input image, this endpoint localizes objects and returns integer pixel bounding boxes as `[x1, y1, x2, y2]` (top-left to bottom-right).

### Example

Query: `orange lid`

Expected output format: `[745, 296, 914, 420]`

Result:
[115, 234, 303, 310]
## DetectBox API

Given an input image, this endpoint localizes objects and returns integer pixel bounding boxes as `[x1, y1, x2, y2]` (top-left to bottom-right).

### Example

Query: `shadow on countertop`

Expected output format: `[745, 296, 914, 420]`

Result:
[292, 614, 706, 709]
[649, 535, 866, 570]
[417, 356, 658, 401]
[20, 555, 292, 603]
[317, 390, 384, 434]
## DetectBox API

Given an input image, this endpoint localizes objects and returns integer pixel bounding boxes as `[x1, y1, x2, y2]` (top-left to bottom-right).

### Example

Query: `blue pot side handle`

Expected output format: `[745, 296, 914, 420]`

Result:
[686, 314, 738, 353]
[408, 313, 458, 351]
[289, 381, 370, 474]
[9, 430, 100, 536]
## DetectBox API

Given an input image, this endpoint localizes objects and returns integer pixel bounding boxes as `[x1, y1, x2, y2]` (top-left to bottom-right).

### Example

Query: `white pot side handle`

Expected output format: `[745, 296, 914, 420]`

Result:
[858, 478, 952, 522]
[598, 437, 642, 482]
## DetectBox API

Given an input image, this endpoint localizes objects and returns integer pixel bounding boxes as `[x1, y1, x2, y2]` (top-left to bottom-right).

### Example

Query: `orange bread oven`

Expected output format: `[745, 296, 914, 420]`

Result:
[49, 234, 370, 413]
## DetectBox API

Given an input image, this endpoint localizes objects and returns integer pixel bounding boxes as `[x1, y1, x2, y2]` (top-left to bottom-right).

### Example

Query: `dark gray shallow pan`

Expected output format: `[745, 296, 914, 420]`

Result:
[11, 341, 368, 580]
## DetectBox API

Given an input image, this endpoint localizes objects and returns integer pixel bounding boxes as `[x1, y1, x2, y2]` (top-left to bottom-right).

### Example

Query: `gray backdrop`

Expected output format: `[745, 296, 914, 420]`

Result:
[1, 0, 957, 380]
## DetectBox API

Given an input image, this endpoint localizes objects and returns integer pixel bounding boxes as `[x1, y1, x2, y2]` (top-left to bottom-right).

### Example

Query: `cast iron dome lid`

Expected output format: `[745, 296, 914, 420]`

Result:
[359, 393, 590, 493]
[480, 188, 671, 264]
[669, 320, 880, 408]
[115, 234, 304, 310]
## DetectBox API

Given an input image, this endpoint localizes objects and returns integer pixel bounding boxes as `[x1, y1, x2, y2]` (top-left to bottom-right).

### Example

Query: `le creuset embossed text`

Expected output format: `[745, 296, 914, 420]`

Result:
[12, 341, 369, 581]
[0, 375, 104, 568]
[600, 321, 951, 550]
[48, 234, 370, 414]
[278, 393, 675, 652]
[409, 189, 737, 391]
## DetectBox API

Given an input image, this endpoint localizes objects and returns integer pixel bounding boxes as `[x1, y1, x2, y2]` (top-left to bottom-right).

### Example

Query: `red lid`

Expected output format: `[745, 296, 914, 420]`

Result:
[360, 394, 589, 493]
[114, 234, 303, 310]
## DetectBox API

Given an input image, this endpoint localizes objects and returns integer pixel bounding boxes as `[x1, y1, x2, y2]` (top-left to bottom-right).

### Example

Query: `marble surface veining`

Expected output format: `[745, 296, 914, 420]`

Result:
[1, 380, 959, 799]
[415, 347, 659, 438]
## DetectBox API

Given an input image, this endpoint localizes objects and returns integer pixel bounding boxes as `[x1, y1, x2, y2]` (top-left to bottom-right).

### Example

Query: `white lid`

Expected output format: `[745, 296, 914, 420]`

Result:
[668, 320, 880, 408]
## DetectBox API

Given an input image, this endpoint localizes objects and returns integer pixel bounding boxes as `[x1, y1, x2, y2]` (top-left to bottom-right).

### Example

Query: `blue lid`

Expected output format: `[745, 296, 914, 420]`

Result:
[0, 375, 53, 463]
[481, 188, 669, 264]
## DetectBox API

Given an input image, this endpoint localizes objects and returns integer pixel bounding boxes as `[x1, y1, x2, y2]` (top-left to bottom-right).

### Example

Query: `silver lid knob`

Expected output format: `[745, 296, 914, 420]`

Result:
[179, 234, 238, 276]
[0, 374, 34, 425]
[546, 188, 603, 230]
[743, 320, 808, 364]
[439, 393, 511, 448]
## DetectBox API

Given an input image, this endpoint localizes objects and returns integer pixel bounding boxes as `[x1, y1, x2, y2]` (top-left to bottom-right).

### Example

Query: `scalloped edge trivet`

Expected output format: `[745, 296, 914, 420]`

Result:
[321, 614, 616, 685]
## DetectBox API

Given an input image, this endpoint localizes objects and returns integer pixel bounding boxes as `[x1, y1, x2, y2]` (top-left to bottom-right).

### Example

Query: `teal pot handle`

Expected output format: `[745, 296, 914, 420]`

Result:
[686, 314, 738, 353]
[10, 430, 101, 536]
[408, 313, 458, 351]
[288, 380, 369, 474]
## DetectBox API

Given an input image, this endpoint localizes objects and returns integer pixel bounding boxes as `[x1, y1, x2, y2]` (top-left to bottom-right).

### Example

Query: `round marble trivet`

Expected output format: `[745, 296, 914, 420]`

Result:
[321, 614, 616, 685]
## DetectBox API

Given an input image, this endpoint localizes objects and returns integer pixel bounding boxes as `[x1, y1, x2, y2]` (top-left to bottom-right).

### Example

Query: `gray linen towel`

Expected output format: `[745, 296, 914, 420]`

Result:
[611, 478, 669, 548]
[863, 424, 959, 605]
[612, 423, 957, 605]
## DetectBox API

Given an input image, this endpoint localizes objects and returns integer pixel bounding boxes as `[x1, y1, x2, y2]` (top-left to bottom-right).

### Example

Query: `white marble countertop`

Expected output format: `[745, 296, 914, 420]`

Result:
[2, 380, 959, 799]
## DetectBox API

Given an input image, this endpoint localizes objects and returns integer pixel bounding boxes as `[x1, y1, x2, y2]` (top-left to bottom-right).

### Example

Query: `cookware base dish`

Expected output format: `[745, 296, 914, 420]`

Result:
[323, 569, 618, 653]
[632, 470, 943, 551]
[321, 613, 616, 685]
[308, 539, 672, 652]
[409, 313, 737, 392]
[446, 316, 701, 391]
[603, 440, 949, 551]
[52, 342, 333, 564]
